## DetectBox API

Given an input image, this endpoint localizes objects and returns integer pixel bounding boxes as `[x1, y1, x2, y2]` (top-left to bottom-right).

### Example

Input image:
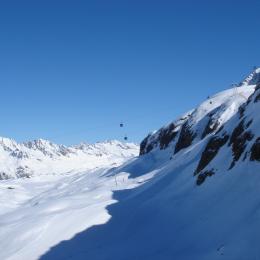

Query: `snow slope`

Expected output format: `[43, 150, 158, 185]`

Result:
[0, 169, 146, 260]
[0, 69, 259, 260]
[0, 141, 139, 260]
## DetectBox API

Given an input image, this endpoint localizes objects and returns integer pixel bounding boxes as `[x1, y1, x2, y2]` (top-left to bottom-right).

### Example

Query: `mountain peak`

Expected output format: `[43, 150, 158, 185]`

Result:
[239, 67, 260, 86]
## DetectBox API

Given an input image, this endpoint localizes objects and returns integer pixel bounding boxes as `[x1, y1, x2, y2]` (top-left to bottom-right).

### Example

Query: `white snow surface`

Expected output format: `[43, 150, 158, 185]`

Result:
[0, 70, 260, 260]
[0, 140, 140, 260]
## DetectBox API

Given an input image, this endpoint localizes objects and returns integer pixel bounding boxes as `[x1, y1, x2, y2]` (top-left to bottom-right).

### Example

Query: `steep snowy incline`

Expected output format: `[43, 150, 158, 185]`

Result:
[140, 85, 255, 157]
[39, 69, 260, 260]
[0, 139, 138, 179]
[139, 69, 260, 185]
[140, 67, 260, 160]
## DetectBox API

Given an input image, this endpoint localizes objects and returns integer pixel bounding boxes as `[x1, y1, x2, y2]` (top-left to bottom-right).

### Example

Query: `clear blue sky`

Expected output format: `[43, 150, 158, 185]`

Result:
[0, 0, 260, 145]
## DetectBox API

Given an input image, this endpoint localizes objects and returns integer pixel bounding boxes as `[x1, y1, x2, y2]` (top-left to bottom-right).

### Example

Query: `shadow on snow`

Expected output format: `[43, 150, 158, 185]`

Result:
[40, 150, 202, 260]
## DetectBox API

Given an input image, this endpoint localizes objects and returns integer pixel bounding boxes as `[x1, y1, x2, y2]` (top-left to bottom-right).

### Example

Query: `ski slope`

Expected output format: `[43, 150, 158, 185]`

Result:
[0, 146, 141, 260]
[0, 69, 259, 260]
[0, 168, 144, 260]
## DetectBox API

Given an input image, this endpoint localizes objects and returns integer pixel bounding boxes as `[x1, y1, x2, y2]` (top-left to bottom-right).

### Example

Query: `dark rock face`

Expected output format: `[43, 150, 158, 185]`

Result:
[255, 83, 260, 91]
[202, 117, 219, 139]
[139, 123, 179, 156]
[159, 123, 178, 149]
[139, 133, 159, 156]
[174, 122, 196, 154]
[16, 166, 31, 178]
[229, 120, 254, 169]
[250, 138, 260, 161]
[238, 105, 246, 119]
[139, 117, 197, 157]
[248, 84, 260, 104]
[196, 169, 215, 185]
[195, 134, 229, 175]
[139, 134, 153, 156]
[254, 93, 260, 103]
[10, 149, 29, 159]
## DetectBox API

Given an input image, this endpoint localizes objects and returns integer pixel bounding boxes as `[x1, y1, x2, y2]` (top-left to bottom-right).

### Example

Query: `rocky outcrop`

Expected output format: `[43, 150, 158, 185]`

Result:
[196, 169, 215, 185]
[10, 150, 29, 159]
[202, 116, 220, 139]
[239, 68, 260, 86]
[140, 134, 155, 155]
[228, 120, 254, 169]
[174, 122, 196, 154]
[16, 166, 32, 178]
[159, 123, 178, 149]
[195, 134, 229, 175]
[250, 138, 260, 161]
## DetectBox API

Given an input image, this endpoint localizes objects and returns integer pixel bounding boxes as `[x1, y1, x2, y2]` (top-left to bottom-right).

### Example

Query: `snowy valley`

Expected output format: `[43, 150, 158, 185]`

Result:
[0, 69, 260, 260]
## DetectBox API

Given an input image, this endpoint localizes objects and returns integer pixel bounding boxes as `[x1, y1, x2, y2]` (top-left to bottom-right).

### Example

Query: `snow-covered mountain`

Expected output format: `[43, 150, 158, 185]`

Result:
[0, 138, 138, 179]
[139, 70, 260, 185]
[0, 69, 259, 260]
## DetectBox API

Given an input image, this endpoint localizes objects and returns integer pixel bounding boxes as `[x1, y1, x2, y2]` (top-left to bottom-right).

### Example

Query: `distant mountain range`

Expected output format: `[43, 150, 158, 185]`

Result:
[0, 138, 138, 179]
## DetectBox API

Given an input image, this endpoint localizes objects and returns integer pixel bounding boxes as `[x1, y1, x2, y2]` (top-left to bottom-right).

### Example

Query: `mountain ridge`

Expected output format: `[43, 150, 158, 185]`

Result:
[139, 69, 260, 185]
[0, 138, 138, 179]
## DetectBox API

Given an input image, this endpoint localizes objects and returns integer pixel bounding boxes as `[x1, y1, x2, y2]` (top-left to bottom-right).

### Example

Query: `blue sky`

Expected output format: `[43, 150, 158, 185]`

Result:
[0, 0, 260, 145]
